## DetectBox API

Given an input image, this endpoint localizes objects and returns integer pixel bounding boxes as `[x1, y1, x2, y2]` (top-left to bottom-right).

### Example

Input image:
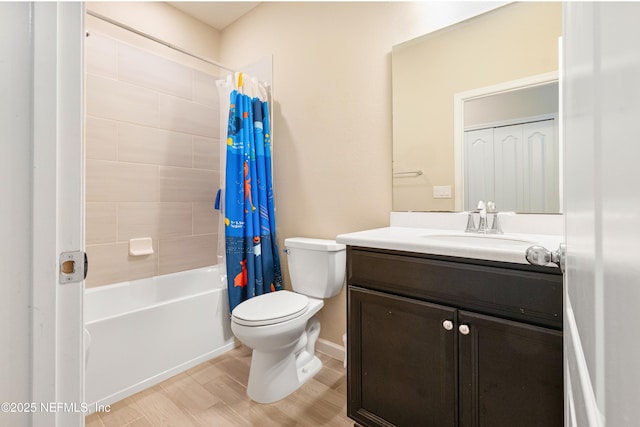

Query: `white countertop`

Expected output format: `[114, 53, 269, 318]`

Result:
[336, 226, 564, 267]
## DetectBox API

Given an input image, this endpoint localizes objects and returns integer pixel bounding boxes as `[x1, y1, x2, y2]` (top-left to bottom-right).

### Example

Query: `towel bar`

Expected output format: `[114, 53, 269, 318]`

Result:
[393, 169, 423, 177]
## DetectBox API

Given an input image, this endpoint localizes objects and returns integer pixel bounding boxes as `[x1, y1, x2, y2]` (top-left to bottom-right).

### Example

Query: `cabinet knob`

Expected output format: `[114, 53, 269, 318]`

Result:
[442, 320, 454, 331]
[459, 324, 470, 335]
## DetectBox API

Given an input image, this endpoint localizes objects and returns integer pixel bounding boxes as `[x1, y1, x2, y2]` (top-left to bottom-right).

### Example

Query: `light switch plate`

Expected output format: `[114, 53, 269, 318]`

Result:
[433, 185, 452, 199]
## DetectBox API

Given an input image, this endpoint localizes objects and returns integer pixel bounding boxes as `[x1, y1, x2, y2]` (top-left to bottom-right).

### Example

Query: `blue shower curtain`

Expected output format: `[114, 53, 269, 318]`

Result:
[225, 88, 283, 312]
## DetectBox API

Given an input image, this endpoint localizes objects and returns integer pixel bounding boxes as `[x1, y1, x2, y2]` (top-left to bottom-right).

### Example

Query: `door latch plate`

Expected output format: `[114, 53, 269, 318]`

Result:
[59, 251, 87, 284]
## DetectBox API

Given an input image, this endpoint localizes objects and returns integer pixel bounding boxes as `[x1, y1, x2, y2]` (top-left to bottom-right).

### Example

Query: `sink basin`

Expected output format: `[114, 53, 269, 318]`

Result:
[421, 234, 536, 248]
[336, 226, 563, 265]
[337, 226, 563, 265]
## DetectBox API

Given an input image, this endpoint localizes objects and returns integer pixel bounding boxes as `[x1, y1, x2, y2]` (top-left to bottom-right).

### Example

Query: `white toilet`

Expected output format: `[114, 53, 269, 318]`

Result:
[230, 237, 346, 404]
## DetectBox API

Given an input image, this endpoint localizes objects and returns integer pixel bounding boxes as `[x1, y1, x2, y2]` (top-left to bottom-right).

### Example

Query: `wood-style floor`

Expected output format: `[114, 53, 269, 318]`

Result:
[85, 345, 353, 427]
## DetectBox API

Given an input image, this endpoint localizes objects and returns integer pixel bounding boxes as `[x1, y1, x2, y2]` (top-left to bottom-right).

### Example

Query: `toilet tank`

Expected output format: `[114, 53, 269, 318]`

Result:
[284, 237, 346, 299]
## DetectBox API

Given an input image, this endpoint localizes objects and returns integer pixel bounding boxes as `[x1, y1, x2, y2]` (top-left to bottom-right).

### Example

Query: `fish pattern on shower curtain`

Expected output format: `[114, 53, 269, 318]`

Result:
[225, 89, 283, 312]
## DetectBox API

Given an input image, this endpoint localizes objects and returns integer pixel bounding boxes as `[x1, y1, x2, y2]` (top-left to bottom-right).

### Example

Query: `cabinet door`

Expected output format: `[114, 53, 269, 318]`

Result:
[458, 311, 563, 427]
[348, 287, 457, 427]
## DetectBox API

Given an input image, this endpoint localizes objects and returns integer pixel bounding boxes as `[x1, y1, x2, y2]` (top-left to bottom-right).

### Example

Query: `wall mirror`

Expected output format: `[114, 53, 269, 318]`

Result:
[392, 2, 562, 213]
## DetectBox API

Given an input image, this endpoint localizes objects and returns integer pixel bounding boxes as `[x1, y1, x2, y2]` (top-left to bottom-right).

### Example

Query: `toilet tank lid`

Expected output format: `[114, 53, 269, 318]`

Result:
[284, 237, 346, 252]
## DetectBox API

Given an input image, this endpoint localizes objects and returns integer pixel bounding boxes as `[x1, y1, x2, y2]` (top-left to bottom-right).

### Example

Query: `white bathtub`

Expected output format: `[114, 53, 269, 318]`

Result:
[84, 266, 236, 410]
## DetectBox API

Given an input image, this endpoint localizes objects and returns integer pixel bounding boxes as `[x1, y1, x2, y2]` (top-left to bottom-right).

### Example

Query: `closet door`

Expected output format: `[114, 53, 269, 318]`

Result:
[464, 128, 494, 210]
[522, 120, 559, 213]
[493, 124, 524, 212]
[493, 120, 558, 213]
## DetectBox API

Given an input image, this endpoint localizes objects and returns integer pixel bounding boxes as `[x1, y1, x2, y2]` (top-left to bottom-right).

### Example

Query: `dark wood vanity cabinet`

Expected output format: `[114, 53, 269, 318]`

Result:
[346, 247, 563, 427]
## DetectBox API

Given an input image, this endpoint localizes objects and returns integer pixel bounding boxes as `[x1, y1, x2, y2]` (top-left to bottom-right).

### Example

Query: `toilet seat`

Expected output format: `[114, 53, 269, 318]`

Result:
[232, 290, 309, 327]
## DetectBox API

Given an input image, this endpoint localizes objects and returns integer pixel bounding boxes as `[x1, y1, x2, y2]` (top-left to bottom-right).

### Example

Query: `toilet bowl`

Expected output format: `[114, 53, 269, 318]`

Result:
[230, 237, 346, 404]
[231, 291, 324, 403]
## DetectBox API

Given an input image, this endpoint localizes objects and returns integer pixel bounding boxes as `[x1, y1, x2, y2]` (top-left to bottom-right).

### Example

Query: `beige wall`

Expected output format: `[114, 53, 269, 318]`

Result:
[392, 2, 562, 212]
[84, 5, 223, 287]
[84, 1, 508, 344]
[218, 2, 504, 345]
[219, 3, 393, 346]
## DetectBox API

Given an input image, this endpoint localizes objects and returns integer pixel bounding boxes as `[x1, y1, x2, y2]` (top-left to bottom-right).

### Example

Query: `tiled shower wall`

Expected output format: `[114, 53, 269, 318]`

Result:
[85, 32, 222, 287]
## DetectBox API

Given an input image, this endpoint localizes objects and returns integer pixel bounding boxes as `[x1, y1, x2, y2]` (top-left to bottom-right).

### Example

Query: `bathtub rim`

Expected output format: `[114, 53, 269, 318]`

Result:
[84, 265, 227, 324]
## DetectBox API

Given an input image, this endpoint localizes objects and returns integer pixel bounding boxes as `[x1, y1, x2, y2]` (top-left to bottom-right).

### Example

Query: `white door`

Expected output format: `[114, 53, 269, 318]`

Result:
[465, 119, 558, 213]
[563, 3, 640, 426]
[0, 3, 83, 427]
[31, 3, 85, 427]
[0, 4, 37, 426]
[493, 120, 559, 213]
[521, 120, 559, 213]
[464, 128, 494, 210]
[493, 124, 523, 212]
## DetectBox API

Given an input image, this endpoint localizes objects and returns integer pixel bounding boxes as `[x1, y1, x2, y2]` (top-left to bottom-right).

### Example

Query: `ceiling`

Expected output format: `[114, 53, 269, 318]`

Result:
[168, 2, 260, 31]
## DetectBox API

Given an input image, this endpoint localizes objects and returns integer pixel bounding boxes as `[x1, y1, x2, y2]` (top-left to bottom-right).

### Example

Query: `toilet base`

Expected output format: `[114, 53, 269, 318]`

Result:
[297, 354, 322, 387]
[247, 349, 322, 404]
[235, 308, 325, 404]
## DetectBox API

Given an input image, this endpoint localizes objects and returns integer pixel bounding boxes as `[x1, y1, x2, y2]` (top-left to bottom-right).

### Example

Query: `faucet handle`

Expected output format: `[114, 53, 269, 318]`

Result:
[489, 212, 503, 234]
[476, 200, 486, 211]
[486, 201, 496, 213]
[477, 214, 489, 233]
[465, 212, 476, 232]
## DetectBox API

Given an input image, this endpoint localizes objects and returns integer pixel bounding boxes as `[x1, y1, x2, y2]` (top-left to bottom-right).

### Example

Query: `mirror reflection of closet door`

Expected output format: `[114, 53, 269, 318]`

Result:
[494, 120, 558, 213]
[493, 125, 523, 212]
[523, 120, 559, 213]
[465, 119, 558, 213]
[464, 128, 494, 210]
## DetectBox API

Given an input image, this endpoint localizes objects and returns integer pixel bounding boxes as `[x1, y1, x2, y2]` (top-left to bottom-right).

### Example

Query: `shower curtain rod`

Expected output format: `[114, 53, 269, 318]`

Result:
[85, 10, 237, 73]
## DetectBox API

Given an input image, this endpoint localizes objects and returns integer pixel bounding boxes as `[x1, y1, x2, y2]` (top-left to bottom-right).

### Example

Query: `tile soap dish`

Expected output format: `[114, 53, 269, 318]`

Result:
[129, 237, 154, 256]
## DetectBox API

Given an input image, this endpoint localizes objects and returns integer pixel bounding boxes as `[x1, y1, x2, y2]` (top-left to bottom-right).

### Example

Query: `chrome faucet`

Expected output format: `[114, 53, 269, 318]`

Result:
[465, 200, 502, 234]
[476, 200, 489, 233]
[465, 200, 485, 233]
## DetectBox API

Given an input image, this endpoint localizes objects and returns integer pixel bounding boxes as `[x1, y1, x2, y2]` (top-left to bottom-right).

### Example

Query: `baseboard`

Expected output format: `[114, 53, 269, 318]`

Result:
[316, 337, 345, 363]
